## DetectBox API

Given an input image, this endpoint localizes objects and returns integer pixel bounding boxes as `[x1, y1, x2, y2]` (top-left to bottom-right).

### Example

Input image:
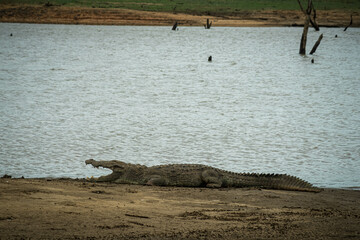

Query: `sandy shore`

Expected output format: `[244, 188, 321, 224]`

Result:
[0, 178, 359, 239]
[0, 5, 359, 27]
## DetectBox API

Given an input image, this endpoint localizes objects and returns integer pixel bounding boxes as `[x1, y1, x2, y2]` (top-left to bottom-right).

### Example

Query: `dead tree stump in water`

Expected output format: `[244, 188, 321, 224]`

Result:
[344, 15, 353, 31]
[310, 34, 323, 55]
[204, 19, 212, 29]
[299, 11, 311, 54]
[172, 22, 178, 31]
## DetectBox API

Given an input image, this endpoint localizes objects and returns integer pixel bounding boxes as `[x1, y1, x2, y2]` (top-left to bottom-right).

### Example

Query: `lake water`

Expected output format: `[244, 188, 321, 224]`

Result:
[0, 23, 359, 189]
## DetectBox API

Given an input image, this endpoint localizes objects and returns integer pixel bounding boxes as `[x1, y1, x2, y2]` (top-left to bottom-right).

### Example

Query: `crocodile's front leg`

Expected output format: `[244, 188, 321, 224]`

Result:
[145, 175, 169, 186]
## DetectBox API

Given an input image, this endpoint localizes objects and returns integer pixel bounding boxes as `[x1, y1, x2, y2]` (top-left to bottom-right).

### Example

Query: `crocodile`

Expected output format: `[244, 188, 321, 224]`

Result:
[85, 159, 322, 192]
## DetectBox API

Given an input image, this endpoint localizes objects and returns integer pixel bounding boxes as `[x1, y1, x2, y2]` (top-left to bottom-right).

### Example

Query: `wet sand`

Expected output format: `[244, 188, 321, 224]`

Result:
[0, 178, 359, 239]
[0, 5, 359, 27]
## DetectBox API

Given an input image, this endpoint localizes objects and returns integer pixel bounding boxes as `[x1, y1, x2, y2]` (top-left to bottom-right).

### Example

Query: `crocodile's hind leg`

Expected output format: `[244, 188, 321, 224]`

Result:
[201, 170, 223, 188]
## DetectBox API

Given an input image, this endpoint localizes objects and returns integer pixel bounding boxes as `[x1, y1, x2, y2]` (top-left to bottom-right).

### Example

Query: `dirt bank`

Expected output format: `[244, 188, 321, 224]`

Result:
[0, 178, 359, 239]
[0, 5, 359, 27]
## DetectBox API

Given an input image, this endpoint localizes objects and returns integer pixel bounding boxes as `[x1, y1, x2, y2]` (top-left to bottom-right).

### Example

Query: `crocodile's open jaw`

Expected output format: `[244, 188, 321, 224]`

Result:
[86, 159, 125, 182]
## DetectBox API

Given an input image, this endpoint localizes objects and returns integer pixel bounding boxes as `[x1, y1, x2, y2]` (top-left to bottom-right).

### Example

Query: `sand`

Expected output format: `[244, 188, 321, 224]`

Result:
[0, 178, 359, 239]
[0, 4, 359, 27]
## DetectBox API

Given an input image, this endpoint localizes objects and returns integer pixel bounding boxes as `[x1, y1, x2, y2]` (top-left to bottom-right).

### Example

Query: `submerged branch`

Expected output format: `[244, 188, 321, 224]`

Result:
[310, 34, 323, 55]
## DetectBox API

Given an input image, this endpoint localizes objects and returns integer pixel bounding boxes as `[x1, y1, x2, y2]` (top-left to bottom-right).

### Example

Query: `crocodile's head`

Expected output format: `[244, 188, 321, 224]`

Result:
[85, 159, 130, 172]
[85, 159, 147, 182]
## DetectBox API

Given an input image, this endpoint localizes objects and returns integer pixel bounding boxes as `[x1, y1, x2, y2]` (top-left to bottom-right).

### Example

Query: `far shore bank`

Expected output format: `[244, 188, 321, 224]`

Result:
[1, 178, 360, 239]
[1, 5, 359, 27]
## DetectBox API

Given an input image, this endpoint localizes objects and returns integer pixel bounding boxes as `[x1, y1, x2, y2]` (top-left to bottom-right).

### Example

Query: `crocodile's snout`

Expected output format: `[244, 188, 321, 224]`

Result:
[85, 159, 94, 165]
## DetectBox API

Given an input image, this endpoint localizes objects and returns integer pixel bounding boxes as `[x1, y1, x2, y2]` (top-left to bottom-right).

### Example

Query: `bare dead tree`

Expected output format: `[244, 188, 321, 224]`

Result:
[310, 33, 323, 54]
[344, 15, 353, 31]
[297, 0, 319, 31]
[204, 19, 212, 29]
[310, 2, 320, 31]
[298, 0, 312, 54]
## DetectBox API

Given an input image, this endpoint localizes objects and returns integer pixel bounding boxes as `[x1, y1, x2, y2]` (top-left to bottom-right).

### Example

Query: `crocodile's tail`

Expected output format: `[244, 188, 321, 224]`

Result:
[232, 173, 323, 192]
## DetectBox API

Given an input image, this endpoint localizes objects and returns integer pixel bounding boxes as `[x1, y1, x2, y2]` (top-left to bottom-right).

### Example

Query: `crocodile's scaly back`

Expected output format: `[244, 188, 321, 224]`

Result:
[85, 159, 322, 192]
[146, 164, 321, 192]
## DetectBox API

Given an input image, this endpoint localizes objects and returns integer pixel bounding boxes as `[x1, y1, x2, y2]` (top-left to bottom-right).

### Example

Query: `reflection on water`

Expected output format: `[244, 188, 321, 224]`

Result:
[0, 23, 359, 188]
